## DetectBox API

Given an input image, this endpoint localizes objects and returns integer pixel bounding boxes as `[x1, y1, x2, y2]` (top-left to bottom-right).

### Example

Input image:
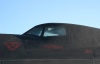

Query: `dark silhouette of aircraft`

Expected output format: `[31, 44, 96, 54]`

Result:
[0, 23, 99, 64]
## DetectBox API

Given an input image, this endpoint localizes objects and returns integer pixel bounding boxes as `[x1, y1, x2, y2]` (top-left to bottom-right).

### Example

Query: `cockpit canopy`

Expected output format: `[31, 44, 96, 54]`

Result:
[24, 24, 67, 37]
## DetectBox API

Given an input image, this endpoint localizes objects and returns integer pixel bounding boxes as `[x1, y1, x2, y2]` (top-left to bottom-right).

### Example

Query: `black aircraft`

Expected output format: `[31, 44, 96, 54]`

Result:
[0, 23, 100, 64]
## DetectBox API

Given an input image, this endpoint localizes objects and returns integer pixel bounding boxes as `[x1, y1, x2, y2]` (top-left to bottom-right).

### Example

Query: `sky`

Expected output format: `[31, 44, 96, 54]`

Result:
[0, 0, 100, 34]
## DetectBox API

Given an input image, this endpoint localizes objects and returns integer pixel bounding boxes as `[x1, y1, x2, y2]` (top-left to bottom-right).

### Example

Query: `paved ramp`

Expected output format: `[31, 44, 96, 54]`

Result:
[0, 59, 94, 64]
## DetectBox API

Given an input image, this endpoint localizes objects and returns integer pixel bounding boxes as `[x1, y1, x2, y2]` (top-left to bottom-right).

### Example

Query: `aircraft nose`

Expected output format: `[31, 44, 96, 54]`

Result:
[0, 34, 22, 51]
[0, 34, 27, 60]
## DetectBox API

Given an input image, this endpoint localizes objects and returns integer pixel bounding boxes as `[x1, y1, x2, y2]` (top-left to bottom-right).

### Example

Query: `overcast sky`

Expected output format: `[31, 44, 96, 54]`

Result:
[0, 0, 100, 34]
